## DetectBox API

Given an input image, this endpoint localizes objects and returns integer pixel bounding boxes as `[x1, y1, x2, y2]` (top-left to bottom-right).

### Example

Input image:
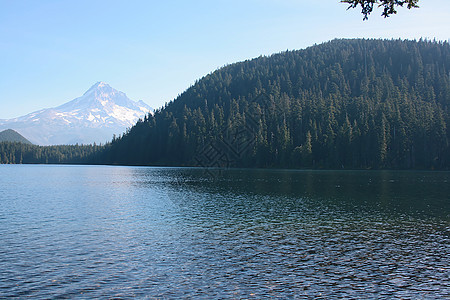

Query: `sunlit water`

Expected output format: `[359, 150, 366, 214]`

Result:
[0, 165, 449, 298]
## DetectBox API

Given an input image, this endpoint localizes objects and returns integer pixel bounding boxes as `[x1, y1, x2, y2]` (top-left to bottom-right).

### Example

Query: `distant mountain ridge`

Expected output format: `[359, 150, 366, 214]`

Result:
[0, 129, 32, 144]
[0, 82, 152, 145]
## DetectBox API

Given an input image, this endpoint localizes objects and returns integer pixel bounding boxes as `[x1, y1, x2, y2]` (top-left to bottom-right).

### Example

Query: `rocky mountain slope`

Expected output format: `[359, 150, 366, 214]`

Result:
[0, 82, 152, 145]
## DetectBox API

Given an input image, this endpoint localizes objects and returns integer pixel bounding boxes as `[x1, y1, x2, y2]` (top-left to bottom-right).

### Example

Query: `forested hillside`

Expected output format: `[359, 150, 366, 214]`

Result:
[0, 129, 32, 144]
[100, 39, 449, 169]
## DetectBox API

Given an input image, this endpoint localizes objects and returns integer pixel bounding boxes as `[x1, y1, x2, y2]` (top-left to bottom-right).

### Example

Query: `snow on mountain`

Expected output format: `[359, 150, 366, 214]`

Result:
[0, 82, 153, 145]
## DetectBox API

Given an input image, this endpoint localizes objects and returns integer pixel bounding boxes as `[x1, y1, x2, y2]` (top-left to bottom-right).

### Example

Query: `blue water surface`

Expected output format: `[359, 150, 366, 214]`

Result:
[0, 165, 449, 298]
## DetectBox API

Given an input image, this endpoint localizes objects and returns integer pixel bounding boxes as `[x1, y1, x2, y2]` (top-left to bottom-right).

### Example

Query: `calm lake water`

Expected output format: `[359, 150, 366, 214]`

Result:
[0, 165, 449, 299]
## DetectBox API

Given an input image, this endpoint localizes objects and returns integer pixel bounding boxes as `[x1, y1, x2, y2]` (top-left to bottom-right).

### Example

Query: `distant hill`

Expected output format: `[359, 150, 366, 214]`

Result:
[100, 39, 450, 170]
[0, 82, 153, 145]
[0, 129, 32, 144]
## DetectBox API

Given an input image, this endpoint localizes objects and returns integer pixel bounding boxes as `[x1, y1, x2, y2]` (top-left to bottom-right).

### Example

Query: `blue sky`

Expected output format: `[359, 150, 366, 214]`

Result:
[1, 0, 449, 119]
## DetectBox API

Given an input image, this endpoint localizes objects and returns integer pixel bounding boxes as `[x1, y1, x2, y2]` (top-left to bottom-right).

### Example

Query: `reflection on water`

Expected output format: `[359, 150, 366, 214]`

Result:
[0, 165, 449, 298]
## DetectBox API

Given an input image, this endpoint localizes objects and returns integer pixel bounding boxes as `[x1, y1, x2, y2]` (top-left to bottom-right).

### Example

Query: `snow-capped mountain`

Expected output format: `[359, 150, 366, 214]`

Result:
[0, 82, 153, 145]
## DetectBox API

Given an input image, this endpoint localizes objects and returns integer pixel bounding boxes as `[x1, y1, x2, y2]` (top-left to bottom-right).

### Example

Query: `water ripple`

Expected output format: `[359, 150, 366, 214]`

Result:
[0, 166, 449, 298]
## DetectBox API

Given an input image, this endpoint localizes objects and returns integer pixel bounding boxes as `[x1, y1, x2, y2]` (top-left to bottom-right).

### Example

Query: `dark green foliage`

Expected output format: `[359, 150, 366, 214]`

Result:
[2, 39, 447, 170]
[342, 0, 419, 20]
[100, 39, 450, 170]
[0, 142, 103, 164]
[0, 129, 32, 144]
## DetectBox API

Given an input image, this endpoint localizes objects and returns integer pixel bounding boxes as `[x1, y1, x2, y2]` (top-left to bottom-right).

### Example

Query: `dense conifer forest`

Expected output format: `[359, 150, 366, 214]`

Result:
[2, 39, 449, 169]
[101, 39, 450, 169]
[0, 142, 101, 164]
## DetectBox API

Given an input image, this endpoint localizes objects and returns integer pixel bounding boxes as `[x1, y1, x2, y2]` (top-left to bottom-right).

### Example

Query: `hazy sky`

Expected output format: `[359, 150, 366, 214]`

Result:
[1, 0, 449, 119]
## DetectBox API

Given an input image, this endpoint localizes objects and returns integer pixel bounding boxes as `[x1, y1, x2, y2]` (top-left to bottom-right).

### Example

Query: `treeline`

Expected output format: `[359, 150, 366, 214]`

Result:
[0, 142, 103, 164]
[2, 39, 449, 170]
[101, 39, 450, 169]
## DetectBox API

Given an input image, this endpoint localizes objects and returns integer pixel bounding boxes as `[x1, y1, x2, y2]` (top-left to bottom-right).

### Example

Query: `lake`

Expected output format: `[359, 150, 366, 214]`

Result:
[0, 165, 449, 298]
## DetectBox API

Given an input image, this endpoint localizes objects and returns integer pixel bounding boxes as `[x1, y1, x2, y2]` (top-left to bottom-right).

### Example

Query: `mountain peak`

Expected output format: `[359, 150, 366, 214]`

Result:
[85, 81, 112, 94]
[94, 81, 109, 88]
[0, 82, 153, 145]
